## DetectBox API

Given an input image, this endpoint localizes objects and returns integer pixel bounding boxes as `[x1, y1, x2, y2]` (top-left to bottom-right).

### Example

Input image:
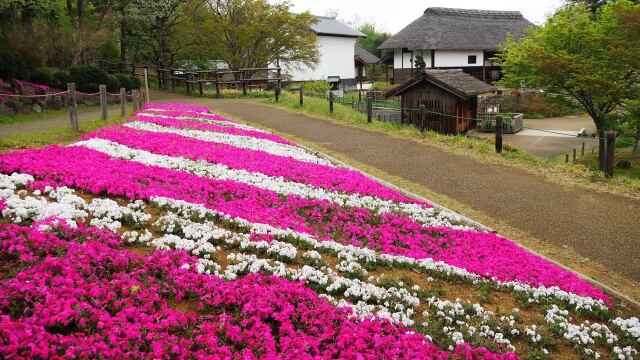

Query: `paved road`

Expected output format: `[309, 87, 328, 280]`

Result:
[471, 115, 599, 158]
[205, 98, 640, 283]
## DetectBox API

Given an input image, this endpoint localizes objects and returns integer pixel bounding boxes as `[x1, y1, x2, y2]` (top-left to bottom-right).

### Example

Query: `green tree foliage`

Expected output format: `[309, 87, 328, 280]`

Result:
[190, 0, 319, 75]
[414, 55, 426, 75]
[356, 23, 391, 58]
[496, 1, 640, 166]
[567, 0, 638, 12]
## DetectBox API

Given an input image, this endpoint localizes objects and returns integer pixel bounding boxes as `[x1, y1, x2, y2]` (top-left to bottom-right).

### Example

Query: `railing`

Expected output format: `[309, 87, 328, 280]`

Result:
[96, 60, 282, 99]
[476, 113, 524, 134]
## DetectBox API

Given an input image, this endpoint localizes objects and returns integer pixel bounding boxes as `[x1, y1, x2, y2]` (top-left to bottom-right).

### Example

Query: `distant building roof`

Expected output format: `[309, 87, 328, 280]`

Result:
[310, 16, 365, 38]
[385, 69, 497, 99]
[379, 7, 534, 50]
[354, 45, 381, 64]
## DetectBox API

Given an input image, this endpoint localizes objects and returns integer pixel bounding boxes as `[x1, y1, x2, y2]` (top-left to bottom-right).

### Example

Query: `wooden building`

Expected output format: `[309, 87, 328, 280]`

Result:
[385, 69, 496, 134]
[354, 45, 381, 83]
[378, 7, 534, 84]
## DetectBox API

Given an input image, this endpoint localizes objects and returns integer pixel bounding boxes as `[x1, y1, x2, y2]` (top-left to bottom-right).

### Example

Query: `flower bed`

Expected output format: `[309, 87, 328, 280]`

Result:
[0, 102, 638, 359]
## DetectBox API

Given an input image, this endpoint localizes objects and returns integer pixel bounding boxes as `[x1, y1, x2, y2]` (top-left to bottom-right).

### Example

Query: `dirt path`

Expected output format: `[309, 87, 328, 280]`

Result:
[205, 98, 640, 286]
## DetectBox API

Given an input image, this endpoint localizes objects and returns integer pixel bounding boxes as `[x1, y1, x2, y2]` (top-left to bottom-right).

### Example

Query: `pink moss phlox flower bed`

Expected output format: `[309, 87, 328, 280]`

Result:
[83, 126, 415, 203]
[0, 144, 607, 302]
[0, 221, 515, 359]
[134, 115, 295, 145]
[143, 103, 210, 113]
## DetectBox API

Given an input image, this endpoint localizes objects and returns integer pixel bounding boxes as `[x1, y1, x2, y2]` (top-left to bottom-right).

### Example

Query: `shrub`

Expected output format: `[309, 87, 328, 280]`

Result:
[303, 80, 331, 97]
[371, 82, 395, 92]
[69, 64, 109, 93]
[13, 54, 29, 80]
[106, 74, 120, 92]
[0, 49, 17, 80]
[29, 68, 53, 86]
[113, 73, 140, 91]
[51, 72, 73, 89]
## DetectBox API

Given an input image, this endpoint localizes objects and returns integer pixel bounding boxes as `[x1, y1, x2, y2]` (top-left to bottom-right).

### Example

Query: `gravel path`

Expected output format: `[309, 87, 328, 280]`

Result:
[207, 98, 640, 282]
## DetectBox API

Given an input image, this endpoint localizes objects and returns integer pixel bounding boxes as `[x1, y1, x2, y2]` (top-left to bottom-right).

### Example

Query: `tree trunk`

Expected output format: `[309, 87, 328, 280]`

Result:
[598, 130, 606, 171]
[120, 9, 127, 71]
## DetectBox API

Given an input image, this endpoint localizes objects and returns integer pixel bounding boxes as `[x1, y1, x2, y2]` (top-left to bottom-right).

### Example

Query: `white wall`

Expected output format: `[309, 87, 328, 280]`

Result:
[393, 49, 432, 69]
[284, 36, 357, 81]
[433, 50, 484, 68]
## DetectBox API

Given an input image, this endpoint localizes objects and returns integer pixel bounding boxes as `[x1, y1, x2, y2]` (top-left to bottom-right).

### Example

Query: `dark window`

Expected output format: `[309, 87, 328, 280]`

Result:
[468, 55, 477, 64]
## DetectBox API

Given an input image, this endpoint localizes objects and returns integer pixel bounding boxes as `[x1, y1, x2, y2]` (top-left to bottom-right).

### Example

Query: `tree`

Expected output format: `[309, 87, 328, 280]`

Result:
[496, 1, 640, 169]
[414, 55, 426, 75]
[356, 23, 391, 58]
[199, 0, 319, 76]
[567, 0, 638, 12]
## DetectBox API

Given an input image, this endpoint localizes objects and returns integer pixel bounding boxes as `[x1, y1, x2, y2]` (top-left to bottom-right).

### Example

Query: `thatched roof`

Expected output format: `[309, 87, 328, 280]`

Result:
[385, 69, 497, 99]
[379, 7, 534, 50]
[355, 46, 381, 65]
[310, 16, 365, 38]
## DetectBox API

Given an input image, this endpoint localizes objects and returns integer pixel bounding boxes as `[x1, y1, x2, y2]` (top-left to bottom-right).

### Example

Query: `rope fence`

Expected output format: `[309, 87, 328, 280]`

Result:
[1, 82, 148, 132]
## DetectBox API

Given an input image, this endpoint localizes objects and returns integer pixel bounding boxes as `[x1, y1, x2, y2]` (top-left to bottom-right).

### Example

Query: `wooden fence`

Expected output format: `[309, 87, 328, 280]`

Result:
[97, 61, 283, 100]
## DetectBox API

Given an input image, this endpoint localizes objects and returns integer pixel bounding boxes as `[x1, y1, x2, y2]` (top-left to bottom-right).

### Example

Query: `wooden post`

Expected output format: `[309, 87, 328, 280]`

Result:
[495, 116, 503, 154]
[329, 92, 334, 114]
[131, 64, 136, 77]
[242, 70, 248, 96]
[581, 142, 585, 156]
[367, 92, 373, 123]
[132, 90, 139, 112]
[565, 154, 569, 163]
[276, 67, 282, 102]
[120, 87, 126, 117]
[572, 148, 577, 163]
[215, 72, 221, 98]
[68, 83, 78, 131]
[299, 85, 304, 107]
[419, 103, 426, 132]
[351, 97, 354, 110]
[138, 88, 144, 108]
[99, 85, 108, 121]
[144, 67, 150, 103]
[605, 132, 616, 177]
[199, 81, 204, 96]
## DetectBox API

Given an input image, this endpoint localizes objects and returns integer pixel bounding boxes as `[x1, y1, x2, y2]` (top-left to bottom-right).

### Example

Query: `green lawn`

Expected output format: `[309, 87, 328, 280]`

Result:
[0, 103, 124, 126]
[262, 91, 640, 200]
[0, 115, 127, 153]
[578, 147, 640, 179]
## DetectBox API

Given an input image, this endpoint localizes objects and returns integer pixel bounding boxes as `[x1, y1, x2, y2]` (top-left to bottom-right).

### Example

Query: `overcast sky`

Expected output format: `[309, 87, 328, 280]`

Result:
[281, 0, 564, 33]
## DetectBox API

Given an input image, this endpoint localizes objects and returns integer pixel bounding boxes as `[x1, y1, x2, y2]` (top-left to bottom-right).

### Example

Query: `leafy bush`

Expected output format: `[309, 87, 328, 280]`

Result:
[106, 74, 120, 92]
[69, 65, 109, 93]
[13, 54, 29, 80]
[29, 68, 53, 86]
[113, 73, 140, 90]
[302, 80, 331, 97]
[52, 72, 73, 89]
[371, 82, 395, 92]
[0, 49, 17, 79]
[501, 91, 582, 118]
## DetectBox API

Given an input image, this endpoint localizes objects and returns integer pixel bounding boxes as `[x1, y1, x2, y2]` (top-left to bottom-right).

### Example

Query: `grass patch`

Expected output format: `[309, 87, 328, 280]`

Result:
[578, 147, 640, 180]
[0, 115, 127, 153]
[0, 103, 124, 126]
[262, 91, 640, 200]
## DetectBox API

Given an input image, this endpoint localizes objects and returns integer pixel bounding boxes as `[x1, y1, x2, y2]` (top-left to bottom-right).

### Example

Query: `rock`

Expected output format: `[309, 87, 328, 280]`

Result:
[616, 160, 631, 169]
[0, 103, 14, 116]
[31, 104, 42, 113]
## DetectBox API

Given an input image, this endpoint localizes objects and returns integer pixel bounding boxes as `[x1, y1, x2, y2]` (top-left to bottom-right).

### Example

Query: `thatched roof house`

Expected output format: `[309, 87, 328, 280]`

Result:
[378, 7, 534, 84]
[384, 69, 497, 134]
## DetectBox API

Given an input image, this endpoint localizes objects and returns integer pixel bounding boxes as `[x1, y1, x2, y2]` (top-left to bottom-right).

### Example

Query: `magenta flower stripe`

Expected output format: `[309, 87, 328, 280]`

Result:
[84, 126, 416, 203]
[0, 145, 607, 301]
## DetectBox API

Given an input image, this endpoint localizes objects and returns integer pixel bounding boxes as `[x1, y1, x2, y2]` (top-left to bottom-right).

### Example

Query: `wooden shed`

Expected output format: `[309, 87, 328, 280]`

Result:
[385, 69, 496, 134]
